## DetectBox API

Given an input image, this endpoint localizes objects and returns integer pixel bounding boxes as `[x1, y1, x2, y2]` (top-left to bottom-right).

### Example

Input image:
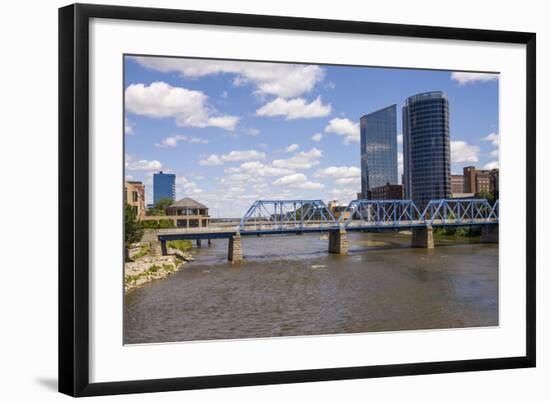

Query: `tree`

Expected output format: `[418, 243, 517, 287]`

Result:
[146, 197, 173, 216]
[476, 190, 495, 205]
[125, 204, 143, 258]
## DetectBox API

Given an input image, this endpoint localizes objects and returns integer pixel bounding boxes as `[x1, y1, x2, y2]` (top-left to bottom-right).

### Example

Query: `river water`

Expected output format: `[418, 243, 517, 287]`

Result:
[124, 232, 498, 344]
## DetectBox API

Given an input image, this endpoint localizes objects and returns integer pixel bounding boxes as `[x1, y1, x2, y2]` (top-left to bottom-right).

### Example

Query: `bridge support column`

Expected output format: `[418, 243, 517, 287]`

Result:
[328, 228, 348, 255]
[228, 233, 243, 262]
[481, 225, 499, 243]
[196, 239, 202, 247]
[412, 225, 434, 248]
[150, 240, 168, 257]
[208, 239, 212, 246]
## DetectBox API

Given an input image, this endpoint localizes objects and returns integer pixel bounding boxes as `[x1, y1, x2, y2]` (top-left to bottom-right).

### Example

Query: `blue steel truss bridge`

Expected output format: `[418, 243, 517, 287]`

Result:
[151, 199, 499, 261]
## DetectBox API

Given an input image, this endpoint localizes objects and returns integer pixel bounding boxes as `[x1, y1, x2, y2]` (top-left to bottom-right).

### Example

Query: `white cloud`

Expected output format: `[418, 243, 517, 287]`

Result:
[324, 118, 360, 144]
[314, 166, 361, 178]
[483, 161, 499, 170]
[156, 134, 209, 147]
[272, 173, 323, 189]
[125, 81, 239, 130]
[256, 96, 331, 120]
[483, 132, 499, 147]
[176, 176, 203, 195]
[133, 57, 325, 98]
[398, 152, 403, 176]
[451, 140, 480, 163]
[285, 144, 299, 153]
[124, 117, 134, 134]
[199, 150, 266, 166]
[311, 133, 322, 142]
[125, 156, 162, 171]
[198, 154, 223, 166]
[225, 161, 294, 177]
[246, 128, 260, 136]
[315, 166, 361, 186]
[397, 134, 403, 145]
[272, 148, 323, 170]
[451, 72, 499, 85]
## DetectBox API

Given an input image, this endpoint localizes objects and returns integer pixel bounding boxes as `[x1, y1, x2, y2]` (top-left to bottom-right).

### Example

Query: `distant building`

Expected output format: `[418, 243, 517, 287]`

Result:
[451, 175, 465, 195]
[402, 91, 451, 206]
[327, 200, 351, 220]
[142, 197, 210, 228]
[153, 171, 175, 205]
[124, 181, 146, 219]
[368, 183, 404, 200]
[360, 104, 398, 199]
[463, 166, 491, 194]
[489, 168, 499, 199]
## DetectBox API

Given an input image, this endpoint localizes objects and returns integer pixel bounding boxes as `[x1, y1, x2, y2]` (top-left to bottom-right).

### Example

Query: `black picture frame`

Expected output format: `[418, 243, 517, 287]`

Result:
[59, 3, 536, 397]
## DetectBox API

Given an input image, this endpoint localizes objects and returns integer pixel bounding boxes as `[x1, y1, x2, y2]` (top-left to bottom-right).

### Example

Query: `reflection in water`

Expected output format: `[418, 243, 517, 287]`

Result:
[124, 232, 498, 344]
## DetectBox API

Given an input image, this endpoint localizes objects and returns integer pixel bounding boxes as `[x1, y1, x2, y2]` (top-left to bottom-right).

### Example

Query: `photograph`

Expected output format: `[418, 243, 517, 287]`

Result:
[123, 55, 500, 345]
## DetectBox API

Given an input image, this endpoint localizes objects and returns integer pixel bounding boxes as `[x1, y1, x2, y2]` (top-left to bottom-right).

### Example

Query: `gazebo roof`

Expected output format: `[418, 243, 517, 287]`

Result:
[168, 197, 208, 209]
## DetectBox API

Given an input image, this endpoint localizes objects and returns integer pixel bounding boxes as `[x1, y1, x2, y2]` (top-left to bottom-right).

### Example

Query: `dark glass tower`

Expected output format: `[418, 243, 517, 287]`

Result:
[360, 104, 398, 199]
[153, 171, 176, 205]
[402, 91, 451, 207]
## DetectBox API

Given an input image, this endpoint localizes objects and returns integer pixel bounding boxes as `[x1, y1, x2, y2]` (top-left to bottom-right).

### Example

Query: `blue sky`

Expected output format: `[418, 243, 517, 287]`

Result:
[124, 55, 499, 217]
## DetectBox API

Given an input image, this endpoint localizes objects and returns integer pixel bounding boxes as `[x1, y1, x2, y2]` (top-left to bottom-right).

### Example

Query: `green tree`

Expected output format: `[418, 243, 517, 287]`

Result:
[125, 204, 143, 260]
[146, 197, 173, 216]
[476, 190, 495, 205]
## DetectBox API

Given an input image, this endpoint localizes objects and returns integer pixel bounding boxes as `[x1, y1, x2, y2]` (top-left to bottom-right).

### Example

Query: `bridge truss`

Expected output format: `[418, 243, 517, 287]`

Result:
[338, 199, 499, 230]
[238, 199, 499, 234]
[239, 200, 337, 232]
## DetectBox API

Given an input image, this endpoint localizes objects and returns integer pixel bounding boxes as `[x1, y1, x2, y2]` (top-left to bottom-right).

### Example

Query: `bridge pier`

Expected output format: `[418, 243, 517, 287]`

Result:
[196, 239, 202, 247]
[150, 240, 168, 256]
[228, 233, 243, 262]
[481, 225, 499, 243]
[412, 225, 434, 248]
[328, 228, 348, 255]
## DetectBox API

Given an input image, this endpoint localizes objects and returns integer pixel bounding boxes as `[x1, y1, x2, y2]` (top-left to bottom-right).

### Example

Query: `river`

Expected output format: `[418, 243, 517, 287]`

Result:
[124, 232, 498, 344]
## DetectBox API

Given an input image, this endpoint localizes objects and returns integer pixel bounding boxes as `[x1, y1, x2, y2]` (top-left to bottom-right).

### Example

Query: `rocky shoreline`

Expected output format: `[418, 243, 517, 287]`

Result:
[124, 246, 194, 293]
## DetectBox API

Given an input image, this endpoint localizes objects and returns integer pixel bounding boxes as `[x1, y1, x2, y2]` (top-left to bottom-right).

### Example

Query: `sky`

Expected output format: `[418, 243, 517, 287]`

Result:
[124, 55, 499, 218]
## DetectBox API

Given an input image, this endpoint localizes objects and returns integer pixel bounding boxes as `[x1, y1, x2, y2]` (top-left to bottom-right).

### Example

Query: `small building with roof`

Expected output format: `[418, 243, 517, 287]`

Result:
[166, 197, 210, 228]
[141, 197, 210, 229]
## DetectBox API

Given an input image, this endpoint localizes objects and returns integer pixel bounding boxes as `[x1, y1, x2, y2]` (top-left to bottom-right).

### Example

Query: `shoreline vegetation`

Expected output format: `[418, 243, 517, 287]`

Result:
[125, 239, 194, 292]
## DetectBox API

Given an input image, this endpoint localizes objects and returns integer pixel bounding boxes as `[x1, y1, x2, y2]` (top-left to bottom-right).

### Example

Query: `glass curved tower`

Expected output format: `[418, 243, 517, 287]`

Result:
[402, 91, 451, 207]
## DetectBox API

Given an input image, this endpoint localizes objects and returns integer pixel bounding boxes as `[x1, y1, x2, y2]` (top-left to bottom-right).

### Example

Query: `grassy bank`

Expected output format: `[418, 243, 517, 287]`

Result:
[434, 227, 481, 237]
[167, 239, 193, 252]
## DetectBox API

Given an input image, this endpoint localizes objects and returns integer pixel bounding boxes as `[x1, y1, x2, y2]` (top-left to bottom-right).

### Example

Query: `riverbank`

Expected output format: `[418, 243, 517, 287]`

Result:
[125, 241, 194, 292]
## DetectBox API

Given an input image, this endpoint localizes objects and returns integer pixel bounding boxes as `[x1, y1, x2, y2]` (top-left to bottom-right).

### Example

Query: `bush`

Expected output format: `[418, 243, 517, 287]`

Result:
[140, 219, 175, 229]
[167, 240, 193, 252]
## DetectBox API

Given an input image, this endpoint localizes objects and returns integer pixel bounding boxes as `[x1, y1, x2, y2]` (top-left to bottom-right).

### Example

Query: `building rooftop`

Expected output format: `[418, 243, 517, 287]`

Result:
[168, 197, 208, 209]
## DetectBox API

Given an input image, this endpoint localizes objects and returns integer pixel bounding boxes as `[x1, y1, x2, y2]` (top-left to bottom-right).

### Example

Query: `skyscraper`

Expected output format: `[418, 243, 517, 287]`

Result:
[402, 91, 451, 206]
[360, 104, 398, 199]
[153, 171, 176, 205]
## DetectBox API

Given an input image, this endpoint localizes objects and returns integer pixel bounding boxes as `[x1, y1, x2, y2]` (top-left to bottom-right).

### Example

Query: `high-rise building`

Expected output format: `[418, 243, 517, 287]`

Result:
[153, 171, 175, 205]
[402, 91, 451, 206]
[360, 104, 398, 199]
